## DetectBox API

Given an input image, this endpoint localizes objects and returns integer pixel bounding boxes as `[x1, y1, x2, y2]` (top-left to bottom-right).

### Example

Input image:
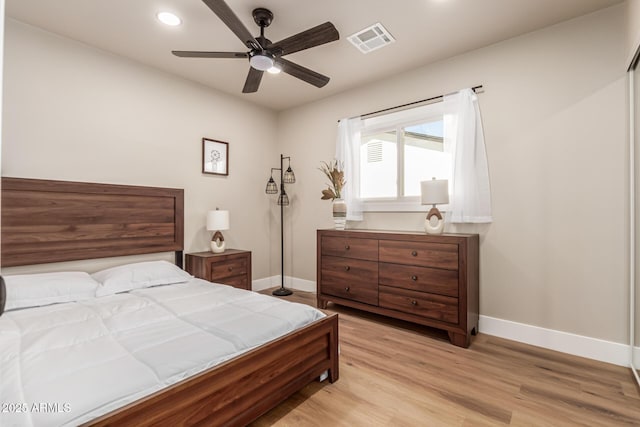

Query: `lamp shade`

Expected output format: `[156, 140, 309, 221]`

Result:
[283, 166, 296, 183]
[265, 177, 278, 194]
[421, 179, 449, 206]
[206, 210, 229, 231]
[277, 192, 290, 206]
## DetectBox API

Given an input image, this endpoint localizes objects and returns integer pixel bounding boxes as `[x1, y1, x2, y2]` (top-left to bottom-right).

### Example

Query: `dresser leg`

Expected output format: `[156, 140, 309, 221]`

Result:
[448, 332, 470, 348]
[317, 298, 328, 309]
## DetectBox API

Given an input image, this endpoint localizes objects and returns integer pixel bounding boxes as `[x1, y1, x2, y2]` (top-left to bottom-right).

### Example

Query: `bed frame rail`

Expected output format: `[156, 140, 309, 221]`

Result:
[84, 313, 339, 427]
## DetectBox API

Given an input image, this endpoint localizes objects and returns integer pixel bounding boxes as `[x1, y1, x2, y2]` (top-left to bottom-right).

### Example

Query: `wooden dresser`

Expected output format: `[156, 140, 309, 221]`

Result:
[317, 229, 478, 347]
[185, 249, 252, 290]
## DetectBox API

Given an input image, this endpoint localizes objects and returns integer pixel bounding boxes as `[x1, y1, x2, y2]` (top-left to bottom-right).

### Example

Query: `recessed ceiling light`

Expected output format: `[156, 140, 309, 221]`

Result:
[157, 12, 181, 27]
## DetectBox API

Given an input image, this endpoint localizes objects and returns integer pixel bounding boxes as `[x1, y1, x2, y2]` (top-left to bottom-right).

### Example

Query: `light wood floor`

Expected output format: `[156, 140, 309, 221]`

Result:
[251, 289, 640, 426]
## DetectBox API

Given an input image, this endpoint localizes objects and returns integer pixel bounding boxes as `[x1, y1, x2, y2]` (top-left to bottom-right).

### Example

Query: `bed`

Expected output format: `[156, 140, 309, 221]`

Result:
[0, 177, 339, 427]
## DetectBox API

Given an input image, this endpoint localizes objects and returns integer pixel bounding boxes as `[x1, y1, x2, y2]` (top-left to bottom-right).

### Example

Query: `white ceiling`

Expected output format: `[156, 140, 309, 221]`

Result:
[6, 0, 623, 111]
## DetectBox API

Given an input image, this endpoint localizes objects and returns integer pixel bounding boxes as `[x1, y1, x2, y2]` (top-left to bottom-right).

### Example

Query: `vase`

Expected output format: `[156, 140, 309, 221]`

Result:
[332, 198, 347, 230]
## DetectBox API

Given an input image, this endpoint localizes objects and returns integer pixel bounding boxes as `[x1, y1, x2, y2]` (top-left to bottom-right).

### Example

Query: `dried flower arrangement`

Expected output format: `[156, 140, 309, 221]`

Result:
[319, 160, 345, 200]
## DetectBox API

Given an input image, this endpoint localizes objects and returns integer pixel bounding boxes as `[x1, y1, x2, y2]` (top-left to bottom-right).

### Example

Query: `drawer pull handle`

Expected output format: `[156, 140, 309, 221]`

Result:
[411, 275, 418, 281]
[411, 300, 418, 306]
[411, 251, 418, 256]
[228, 267, 233, 271]
[345, 266, 351, 271]
[345, 245, 350, 250]
[345, 286, 350, 292]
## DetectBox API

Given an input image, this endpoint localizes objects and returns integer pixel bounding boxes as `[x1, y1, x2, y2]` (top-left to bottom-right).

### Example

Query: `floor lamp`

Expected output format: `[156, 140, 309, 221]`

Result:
[265, 154, 295, 296]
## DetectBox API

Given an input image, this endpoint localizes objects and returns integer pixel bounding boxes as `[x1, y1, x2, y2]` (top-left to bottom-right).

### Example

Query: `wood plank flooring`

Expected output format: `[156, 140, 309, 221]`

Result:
[251, 289, 640, 426]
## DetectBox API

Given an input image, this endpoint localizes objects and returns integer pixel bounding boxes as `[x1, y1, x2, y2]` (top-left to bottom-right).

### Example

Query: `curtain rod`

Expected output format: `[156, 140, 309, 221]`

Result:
[340, 85, 484, 122]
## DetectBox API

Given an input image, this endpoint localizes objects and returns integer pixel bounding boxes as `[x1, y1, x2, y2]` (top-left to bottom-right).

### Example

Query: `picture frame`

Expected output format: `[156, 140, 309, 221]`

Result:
[202, 138, 229, 176]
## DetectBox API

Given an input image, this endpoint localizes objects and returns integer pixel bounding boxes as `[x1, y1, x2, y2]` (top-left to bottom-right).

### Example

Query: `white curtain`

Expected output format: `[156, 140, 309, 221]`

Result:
[443, 88, 493, 223]
[335, 117, 363, 221]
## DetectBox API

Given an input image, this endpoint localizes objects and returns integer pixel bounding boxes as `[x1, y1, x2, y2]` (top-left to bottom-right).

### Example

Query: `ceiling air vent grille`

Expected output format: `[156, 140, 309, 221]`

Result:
[348, 22, 395, 54]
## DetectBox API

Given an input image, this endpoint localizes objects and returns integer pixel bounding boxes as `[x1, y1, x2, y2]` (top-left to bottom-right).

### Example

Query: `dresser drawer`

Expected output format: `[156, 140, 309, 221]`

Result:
[321, 236, 378, 261]
[379, 285, 458, 323]
[210, 257, 248, 281]
[379, 263, 458, 297]
[320, 256, 378, 305]
[379, 240, 458, 270]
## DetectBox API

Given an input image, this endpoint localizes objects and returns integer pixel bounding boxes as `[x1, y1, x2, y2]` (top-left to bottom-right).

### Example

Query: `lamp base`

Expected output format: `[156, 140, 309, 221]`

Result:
[425, 207, 445, 235]
[211, 231, 226, 253]
[272, 287, 293, 296]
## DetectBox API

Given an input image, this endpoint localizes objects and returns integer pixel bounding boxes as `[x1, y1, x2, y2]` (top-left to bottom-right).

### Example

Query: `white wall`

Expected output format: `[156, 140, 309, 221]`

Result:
[277, 5, 628, 344]
[1, 19, 279, 280]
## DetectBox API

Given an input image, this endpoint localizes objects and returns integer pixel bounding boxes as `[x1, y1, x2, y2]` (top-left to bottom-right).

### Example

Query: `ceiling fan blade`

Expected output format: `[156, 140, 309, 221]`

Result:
[276, 58, 330, 88]
[242, 67, 264, 93]
[172, 51, 248, 59]
[202, 0, 261, 50]
[270, 22, 339, 56]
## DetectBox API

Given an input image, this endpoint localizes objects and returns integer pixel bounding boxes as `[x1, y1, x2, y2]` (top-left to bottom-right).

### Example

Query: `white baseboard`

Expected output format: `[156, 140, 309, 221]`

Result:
[252, 277, 631, 367]
[480, 315, 630, 367]
[251, 277, 273, 292]
[252, 275, 316, 293]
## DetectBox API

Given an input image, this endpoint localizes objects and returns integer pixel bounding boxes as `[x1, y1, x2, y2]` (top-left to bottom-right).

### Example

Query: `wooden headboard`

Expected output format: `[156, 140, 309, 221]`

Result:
[1, 177, 184, 267]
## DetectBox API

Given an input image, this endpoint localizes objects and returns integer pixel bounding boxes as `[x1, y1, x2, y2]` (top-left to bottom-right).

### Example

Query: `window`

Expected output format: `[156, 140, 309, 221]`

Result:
[337, 87, 491, 221]
[357, 102, 450, 211]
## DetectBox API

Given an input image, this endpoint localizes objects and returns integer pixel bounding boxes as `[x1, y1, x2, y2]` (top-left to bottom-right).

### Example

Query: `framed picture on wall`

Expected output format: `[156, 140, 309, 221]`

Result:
[202, 138, 229, 176]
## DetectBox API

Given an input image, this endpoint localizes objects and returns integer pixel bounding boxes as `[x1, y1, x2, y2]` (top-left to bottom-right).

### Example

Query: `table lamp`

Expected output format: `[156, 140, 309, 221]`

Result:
[207, 209, 229, 253]
[421, 178, 449, 234]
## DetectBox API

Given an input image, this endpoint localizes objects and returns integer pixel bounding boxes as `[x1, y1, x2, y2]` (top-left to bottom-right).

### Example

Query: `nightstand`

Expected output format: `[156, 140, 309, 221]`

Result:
[185, 249, 252, 290]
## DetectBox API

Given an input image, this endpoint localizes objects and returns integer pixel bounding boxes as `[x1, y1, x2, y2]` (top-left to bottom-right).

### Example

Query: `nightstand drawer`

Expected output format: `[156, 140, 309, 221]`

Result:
[222, 275, 249, 289]
[320, 256, 378, 305]
[379, 285, 458, 323]
[210, 257, 248, 281]
[321, 236, 378, 261]
[185, 249, 252, 291]
[379, 241, 458, 270]
[379, 263, 458, 297]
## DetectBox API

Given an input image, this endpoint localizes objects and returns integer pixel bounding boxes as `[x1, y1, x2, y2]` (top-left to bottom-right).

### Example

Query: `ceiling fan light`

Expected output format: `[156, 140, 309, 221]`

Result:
[267, 65, 282, 74]
[157, 12, 181, 26]
[249, 53, 274, 71]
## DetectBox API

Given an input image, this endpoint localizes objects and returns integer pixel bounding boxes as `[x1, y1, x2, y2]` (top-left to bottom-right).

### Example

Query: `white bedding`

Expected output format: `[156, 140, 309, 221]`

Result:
[0, 279, 325, 426]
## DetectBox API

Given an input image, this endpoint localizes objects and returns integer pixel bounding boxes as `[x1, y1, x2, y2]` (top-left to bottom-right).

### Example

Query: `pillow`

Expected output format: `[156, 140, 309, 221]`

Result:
[93, 261, 192, 296]
[0, 276, 6, 316]
[3, 272, 100, 311]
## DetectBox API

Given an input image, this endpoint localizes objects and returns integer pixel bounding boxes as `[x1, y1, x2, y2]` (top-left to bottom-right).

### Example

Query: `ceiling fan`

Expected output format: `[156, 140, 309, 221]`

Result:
[172, 0, 340, 93]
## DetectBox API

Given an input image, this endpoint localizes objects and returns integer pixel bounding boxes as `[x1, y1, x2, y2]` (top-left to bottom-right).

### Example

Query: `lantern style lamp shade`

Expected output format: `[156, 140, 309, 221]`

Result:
[283, 158, 296, 184]
[420, 178, 449, 235]
[277, 191, 289, 206]
[283, 166, 296, 184]
[265, 176, 278, 194]
[206, 209, 229, 253]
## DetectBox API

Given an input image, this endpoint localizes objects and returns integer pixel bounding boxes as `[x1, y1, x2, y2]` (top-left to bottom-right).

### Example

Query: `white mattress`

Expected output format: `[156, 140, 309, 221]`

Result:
[0, 279, 325, 426]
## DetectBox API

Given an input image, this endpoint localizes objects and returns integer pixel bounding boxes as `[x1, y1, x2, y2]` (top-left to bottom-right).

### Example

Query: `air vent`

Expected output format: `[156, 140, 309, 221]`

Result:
[348, 22, 395, 54]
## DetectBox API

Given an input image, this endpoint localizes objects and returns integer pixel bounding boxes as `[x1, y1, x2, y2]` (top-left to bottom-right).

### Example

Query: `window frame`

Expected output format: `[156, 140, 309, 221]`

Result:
[358, 107, 449, 212]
